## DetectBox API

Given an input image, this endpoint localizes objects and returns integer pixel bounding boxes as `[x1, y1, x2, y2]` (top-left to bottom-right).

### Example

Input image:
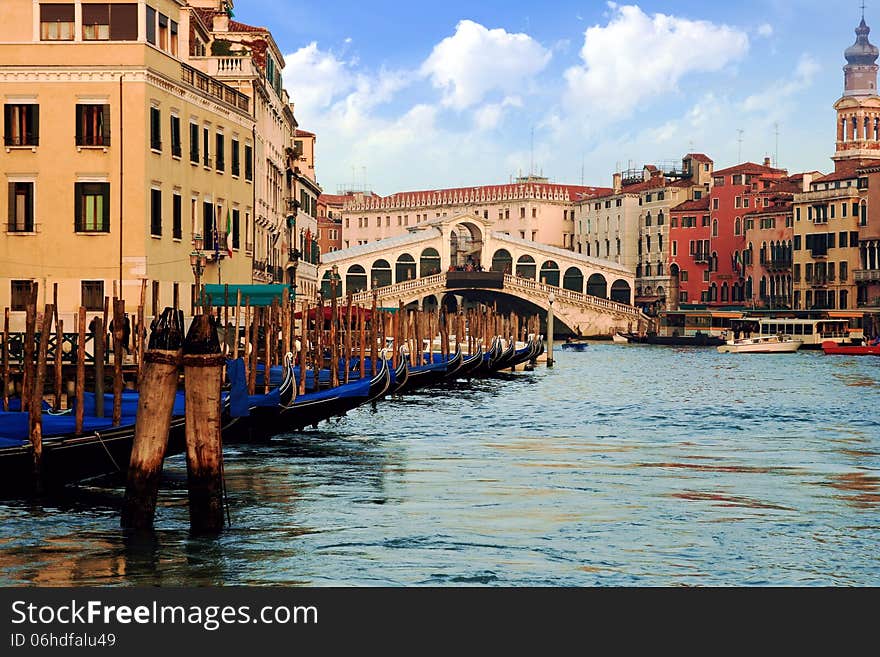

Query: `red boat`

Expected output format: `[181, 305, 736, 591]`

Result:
[821, 340, 880, 356]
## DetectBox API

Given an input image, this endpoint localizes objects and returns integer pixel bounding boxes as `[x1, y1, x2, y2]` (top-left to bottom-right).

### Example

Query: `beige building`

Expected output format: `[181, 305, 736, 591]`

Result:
[186, 1, 319, 300]
[575, 154, 713, 313]
[1, 0, 256, 330]
[792, 15, 880, 311]
[341, 176, 609, 254]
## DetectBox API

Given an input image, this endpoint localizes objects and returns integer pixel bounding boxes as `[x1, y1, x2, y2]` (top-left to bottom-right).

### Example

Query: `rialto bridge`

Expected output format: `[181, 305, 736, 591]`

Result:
[317, 214, 649, 337]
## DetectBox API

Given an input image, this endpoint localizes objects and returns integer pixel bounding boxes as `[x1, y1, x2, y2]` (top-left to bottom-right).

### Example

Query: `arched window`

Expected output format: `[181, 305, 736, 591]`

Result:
[539, 260, 560, 287]
[734, 217, 741, 235]
[395, 253, 416, 282]
[657, 211, 665, 226]
[587, 273, 608, 298]
[371, 259, 392, 288]
[346, 264, 368, 294]
[712, 218, 719, 238]
[610, 280, 631, 304]
[721, 282, 729, 302]
[491, 249, 513, 273]
[419, 247, 441, 277]
[321, 270, 341, 299]
[516, 254, 536, 280]
[563, 267, 584, 292]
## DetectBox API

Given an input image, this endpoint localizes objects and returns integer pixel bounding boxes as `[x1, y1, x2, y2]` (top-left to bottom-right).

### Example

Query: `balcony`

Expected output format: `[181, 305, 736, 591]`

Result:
[766, 258, 792, 271]
[180, 62, 250, 113]
[692, 252, 710, 263]
[192, 56, 257, 80]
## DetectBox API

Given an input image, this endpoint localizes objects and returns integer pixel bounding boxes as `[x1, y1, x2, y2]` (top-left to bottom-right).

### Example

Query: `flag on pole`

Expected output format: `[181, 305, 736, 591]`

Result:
[226, 208, 233, 257]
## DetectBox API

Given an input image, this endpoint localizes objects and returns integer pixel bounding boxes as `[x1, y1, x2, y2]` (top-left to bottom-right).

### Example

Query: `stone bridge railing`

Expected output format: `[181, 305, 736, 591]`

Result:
[349, 272, 647, 324]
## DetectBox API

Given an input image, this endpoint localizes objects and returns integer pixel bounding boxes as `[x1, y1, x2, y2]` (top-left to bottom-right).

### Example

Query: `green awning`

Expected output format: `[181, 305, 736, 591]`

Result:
[202, 284, 290, 307]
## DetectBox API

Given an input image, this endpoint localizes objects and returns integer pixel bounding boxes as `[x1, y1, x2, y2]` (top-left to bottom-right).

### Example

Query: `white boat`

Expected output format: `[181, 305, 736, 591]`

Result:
[612, 331, 633, 344]
[717, 334, 803, 354]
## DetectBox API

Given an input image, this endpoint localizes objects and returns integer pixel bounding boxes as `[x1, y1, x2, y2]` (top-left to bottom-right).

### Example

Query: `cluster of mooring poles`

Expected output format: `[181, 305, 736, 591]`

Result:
[0, 277, 545, 534]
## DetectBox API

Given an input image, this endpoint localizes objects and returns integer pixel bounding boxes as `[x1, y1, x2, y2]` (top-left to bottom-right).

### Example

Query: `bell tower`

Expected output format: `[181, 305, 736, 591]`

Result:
[834, 9, 880, 162]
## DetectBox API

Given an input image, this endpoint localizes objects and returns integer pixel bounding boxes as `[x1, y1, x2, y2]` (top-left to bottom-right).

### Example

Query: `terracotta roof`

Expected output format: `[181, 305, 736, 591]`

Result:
[319, 193, 352, 206]
[813, 159, 873, 183]
[742, 200, 793, 217]
[671, 197, 710, 212]
[228, 19, 270, 34]
[295, 129, 315, 137]
[620, 176, 667, 193]
[685, 153, 713, 163]
[713, 161, 787, 177]
[669, 176, 701, 188]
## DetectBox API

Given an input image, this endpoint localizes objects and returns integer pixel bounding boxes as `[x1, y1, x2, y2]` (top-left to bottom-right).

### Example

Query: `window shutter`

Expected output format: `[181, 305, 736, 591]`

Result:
[32, 105, 39, 145]
[7, 183, 14, 229]
[3, 105, 11, 144]
[75, 105, 83, 144]
[74, 183, 82, 231]
[102, 184, 110, 231]
[102, 104, 111, 144]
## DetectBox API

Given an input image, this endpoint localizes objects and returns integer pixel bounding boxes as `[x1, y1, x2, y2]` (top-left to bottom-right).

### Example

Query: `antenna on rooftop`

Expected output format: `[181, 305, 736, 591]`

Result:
[580, 153, 585, 186]
[737, 128, 745, 163]
[774, 122, 780, 167]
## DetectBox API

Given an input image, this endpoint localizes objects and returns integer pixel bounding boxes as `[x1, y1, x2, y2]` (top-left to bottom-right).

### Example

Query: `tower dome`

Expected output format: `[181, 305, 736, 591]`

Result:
[845, 18, 880, 66]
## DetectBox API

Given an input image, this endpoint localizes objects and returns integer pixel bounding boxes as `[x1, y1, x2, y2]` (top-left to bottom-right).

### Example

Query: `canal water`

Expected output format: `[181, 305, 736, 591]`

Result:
[1, 343, 879, 586]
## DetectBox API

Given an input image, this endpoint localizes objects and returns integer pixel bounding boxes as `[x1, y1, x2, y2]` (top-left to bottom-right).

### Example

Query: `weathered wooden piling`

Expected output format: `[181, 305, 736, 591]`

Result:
[75, 307, 86, 435]
[93, 316, 105, 418]
[30, 305, 53, 490]
[22, 285, 37, 413]
[298, 301, 308, 397]
[370, 291, 378, 376]
[2, 308, 9, 411]
[112, 298, 125, 425]
[182, 313, 226, 534]
[344, 294, 353, 384]
[121, 308, 184, 531]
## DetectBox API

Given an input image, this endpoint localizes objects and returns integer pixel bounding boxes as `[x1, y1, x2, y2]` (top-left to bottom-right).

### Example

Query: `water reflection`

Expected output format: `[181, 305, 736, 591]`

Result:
[0, 344, 879, 585]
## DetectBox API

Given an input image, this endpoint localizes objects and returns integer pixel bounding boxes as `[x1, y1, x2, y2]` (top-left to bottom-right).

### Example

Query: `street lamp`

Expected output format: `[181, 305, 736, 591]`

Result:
[190, 233, 207, 311]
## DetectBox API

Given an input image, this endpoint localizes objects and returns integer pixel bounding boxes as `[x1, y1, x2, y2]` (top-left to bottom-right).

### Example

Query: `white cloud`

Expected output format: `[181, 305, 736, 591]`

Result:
[757, 23, 773, 38]
[473, 96, 523, 131]
[742, 54, 819, 113]
[420, 20, 552, 110]
[562, 4, 749, 119]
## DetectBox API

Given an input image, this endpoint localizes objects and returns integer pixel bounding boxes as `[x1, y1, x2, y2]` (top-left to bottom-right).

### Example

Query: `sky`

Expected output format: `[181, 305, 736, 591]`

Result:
[233, 0, 873, 195]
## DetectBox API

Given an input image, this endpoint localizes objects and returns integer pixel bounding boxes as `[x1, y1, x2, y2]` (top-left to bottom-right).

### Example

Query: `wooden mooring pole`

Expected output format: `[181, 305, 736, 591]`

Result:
[121, 308, 184, 531]
[182, 314, 226, 534]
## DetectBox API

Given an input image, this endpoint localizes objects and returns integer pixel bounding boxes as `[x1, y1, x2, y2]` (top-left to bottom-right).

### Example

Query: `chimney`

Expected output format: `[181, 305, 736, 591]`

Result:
[213, 12, 229, 33]
[612, 172, 622, 194]
[802, 173, 813, 192]
[764, 156, 772, 167]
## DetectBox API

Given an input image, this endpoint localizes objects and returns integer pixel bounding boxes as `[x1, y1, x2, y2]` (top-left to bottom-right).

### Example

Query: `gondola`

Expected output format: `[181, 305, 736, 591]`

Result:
[233, 355, 391, 438]
[0, 393, 188, 494]
[507, 337, 539, 368]
[398, 351, 450, 392]
[472, 338, 503, 377]
[457, 344, 485, 378]
[488, 338, 517, 373]
[438, 345, 464, 381]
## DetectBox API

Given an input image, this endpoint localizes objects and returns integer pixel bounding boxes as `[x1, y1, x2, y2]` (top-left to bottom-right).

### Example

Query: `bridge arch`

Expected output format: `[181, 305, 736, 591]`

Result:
[516, 254, 536, 280]
[395, 253, 416, 282]
[321, 270, 341, 298]
[346, 264, 368, 294]
[491, 248, 513, 273]
[450, 221, 484, 268]
[587, 273, 608, 299]
[563, 267, 584, 293]
[539, 260, 560, 287]
[420, 247, 441, 277]
[371, 259, 392, 288]
[610, 279, 631, 304]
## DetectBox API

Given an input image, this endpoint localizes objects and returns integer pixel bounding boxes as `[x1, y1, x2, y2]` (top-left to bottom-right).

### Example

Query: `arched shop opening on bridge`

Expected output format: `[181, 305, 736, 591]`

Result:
[371, 259, 392, 288]
[396, 253, 417, 282]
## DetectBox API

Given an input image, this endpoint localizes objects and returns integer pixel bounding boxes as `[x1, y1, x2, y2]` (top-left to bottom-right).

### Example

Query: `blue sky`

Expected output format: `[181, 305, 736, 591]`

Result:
[233, 0, 872, 194]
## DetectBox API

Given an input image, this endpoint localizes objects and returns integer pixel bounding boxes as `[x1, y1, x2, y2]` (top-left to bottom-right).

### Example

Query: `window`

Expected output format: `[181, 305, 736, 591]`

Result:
[244, 144, 253, 181]
[215, 133, 225, 171]
[231, 139, 240, 176]
[11, 280, 32, 311]
[170, 115, 181, 157]
[158, 13, 168, 50]
[853, 202, 859, 218]
[681, 270, 688, 282]
[149, 107, 161, 151]
[170, 20, 178, 56]
[76, 104, 110, 147]
[712, 218, 718, 237]
[150, 189, 162, 236]
[202, 202, 214, 251]
[81, 281, 104, 311]
[4, 104, 39, 146]
[40, 3, 74, 40]
[831, 204, 836, 219]
[172, 192, 182, 239]
[146, 6, 156, 45]
[189, 122, 199, 163]
[74, 182, 110, 232]
[712, 198, 719, 210]
[532, 208, 537, 218]
[520, 207, 525, 218]
[842, 202, 848, 217]
[82, 3, 109, 40]
[202, 127, 210, 167]
[840, 261, 848, 281]
[7, 182, 34, 232]
[232, 208, 240, 249]
[840, 231, 848, 248]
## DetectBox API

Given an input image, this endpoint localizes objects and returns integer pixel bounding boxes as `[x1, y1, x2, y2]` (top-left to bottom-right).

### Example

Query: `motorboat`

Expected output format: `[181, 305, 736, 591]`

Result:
[717, 334, 803, 354]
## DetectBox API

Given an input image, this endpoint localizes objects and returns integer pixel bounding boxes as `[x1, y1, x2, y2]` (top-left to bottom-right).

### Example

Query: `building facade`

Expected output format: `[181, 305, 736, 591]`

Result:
[668, 197, 711, 306]
[792, 15, 880, 311]
[1, 0, 256, 329]
[340, 177, 609, 252]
